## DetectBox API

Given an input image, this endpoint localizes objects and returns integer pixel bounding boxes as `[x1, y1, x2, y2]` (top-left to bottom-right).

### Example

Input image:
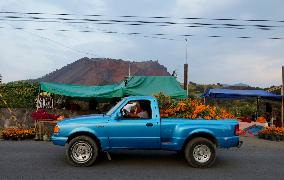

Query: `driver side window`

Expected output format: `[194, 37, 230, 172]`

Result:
[121, 100, 152, 119]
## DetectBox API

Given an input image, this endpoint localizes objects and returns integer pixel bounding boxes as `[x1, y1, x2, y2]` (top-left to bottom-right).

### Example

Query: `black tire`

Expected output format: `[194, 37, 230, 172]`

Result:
[184, 137, 216, 168]
[66, 135, 99, 167]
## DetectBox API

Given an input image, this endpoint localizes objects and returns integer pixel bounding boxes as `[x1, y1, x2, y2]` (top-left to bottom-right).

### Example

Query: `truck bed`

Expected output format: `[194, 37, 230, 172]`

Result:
[160, 118, 239, 150]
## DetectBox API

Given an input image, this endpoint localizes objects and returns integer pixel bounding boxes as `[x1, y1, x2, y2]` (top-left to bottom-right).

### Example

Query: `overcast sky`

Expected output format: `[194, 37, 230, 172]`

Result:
[0, 0, 283, 87]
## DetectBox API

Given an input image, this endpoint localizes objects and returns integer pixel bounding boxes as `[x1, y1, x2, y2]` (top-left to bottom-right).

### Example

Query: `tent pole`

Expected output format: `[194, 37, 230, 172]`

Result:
[256, 97, 260, 119]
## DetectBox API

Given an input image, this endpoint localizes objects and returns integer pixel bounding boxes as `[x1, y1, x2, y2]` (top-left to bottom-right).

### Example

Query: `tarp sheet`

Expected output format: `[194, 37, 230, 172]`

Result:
[202, 88, 282, 100]
[123, 76, 187, 98]
[40, 82, 123, 98]
[40, 76, 186, 99]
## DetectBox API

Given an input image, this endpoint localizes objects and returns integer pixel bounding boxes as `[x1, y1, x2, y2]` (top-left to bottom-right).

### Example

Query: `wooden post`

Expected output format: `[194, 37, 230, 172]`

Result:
[184, 38, 189, 97]
[184, 64, 188, 97]
[203, 85, 207, 105]
[281, 66, 284, 127]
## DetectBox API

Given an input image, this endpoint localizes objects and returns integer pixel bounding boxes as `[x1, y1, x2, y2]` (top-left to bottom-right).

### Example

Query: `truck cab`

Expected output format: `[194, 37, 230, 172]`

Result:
[106, 96, 161, 149]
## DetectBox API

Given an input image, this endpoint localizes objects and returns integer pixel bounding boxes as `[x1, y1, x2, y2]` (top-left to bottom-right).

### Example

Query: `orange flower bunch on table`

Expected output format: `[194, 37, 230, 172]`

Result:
[256, 116, 267, 123]
[259, 126, 284, 136]
[258, 126, 284, 141]
[155, 93, 234, 120]
[1, 128, 36, 140]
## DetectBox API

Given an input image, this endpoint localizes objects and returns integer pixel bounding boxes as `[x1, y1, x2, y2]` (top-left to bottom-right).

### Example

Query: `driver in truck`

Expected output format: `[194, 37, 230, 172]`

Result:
[123, 101, 150, 119]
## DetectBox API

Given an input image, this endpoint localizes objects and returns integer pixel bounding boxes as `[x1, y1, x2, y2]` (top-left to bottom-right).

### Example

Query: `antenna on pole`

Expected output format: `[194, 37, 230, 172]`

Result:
[185, 38, 188, 64]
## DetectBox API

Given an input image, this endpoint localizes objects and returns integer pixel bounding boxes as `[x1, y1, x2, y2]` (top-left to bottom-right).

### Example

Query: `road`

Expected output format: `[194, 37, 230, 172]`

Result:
[0, 137, 284, 180]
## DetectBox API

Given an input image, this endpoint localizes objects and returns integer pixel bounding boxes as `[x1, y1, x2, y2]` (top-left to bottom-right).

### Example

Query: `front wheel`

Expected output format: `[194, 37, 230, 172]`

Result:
[66, 135, 99, 167]
[184, 137, 216, 168]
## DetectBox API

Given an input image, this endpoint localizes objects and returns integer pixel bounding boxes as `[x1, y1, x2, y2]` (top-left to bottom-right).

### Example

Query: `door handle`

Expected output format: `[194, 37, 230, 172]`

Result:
[146, 123, 153, 127]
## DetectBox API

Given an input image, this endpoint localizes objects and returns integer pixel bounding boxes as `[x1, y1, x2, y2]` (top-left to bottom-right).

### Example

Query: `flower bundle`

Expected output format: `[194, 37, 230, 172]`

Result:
[1, 128, 36, 140]
[256, 116, 267, 123]
[155, 93, 234, 120]
[258, 126, 284, 141]
[32, 109, 59, 120]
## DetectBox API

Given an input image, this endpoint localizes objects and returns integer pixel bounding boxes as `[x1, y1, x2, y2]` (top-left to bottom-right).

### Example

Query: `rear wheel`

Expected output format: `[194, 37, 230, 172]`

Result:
[66, 135, 99, 167]
[184, 137, 216, 168]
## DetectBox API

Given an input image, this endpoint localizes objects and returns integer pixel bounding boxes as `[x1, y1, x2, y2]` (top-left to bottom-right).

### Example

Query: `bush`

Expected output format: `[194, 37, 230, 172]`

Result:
[0, 81, 39, 108]
[1, 128, 36, 140]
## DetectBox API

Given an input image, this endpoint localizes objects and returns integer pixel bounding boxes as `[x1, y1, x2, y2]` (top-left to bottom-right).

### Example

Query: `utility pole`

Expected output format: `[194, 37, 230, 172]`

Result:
[281, 66, 284, 127]
[128, 62, 131, 77]
[0, 74, 2, 84]
[184, 39, 189, 97]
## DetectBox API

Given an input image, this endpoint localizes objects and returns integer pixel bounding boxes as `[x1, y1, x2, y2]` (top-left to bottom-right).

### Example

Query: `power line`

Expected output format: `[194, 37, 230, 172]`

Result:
[3, 22, 102, 57]
[0, 24, 283, 40]
[1, 14, 283, 31]
[1, 10, 283, 23]
[0, 10, 283, 41]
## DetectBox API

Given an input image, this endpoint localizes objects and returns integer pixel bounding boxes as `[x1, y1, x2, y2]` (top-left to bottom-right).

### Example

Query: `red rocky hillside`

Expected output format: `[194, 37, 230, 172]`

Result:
[36, 57, 170, 85]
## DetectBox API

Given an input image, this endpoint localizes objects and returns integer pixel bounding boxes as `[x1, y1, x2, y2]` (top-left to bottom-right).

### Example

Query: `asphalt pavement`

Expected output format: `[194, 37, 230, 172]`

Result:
[0, 137, 284, 180]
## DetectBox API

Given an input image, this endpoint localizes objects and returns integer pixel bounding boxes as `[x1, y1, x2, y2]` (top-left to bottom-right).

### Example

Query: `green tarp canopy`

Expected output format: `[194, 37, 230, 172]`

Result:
[40, 76, 186, 99]
[123, 76, 186, 98]
[40, 82, 123, 99]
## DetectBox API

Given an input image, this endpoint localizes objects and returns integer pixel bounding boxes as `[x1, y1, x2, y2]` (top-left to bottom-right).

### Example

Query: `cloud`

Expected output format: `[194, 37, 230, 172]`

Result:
[190, 52, 283, 87]
[172, 0, 240, 17]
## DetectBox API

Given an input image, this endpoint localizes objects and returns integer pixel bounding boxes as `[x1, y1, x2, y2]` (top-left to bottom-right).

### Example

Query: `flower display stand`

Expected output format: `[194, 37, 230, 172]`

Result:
[35, 119, 58, 141]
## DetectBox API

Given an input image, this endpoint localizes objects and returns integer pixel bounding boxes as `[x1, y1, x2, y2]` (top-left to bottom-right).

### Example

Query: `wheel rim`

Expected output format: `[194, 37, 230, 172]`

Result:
[193, 144, 211, 163]
[71, 141, 93, 163]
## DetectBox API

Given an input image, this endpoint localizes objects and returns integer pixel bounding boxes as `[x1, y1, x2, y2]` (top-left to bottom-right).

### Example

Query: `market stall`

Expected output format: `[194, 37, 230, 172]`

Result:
[202, 89, 283, 127]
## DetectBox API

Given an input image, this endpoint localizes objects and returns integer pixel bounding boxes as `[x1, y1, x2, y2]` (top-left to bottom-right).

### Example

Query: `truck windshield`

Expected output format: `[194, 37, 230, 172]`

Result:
[106, 98, 126, 116]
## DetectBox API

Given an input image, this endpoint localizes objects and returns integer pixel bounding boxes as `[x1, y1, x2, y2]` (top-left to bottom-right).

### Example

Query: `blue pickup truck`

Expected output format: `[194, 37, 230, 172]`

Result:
[52, 96, 242, 168]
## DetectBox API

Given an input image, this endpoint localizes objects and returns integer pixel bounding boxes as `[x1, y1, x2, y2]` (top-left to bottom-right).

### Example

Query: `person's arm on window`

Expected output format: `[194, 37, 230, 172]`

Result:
[137, 111, 149, 119]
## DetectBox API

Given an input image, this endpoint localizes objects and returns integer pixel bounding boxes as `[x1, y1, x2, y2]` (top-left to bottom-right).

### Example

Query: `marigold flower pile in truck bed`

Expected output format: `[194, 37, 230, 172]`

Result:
[155, 93, 234, 120]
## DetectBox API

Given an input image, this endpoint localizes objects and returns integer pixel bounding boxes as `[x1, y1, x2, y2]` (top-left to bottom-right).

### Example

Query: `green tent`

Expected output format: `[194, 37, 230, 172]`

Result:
[40, 76, 186, 99]
[40, 82, 123, 99]
[123, 76, 186, 98]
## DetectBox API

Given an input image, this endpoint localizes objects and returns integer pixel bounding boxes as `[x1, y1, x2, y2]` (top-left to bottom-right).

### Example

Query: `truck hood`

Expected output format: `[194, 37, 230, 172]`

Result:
[57, 114, 110, 125]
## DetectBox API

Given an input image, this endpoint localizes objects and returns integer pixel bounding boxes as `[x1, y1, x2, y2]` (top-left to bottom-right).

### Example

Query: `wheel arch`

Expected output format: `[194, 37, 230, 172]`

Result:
[67, 131, 101, 150]
[182, 132, 218, 151]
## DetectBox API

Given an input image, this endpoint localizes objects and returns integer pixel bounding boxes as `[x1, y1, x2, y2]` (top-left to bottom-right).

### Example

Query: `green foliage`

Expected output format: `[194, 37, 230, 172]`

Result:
[205, 98, 257, 117]
[0, 81, 39, 108]
[154, 92, 175, 110]
[188, 83, 223, 98]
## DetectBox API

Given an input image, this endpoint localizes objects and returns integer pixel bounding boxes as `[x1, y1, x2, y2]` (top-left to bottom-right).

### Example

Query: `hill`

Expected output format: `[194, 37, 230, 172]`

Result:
[36, 57, 170, 85]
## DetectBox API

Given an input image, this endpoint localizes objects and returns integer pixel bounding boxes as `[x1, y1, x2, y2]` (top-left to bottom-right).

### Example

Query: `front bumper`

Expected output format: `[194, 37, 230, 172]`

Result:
[51, 136, 68, 146]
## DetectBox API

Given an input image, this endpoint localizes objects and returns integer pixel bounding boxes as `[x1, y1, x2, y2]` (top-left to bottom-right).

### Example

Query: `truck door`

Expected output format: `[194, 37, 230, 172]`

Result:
[108, 99, 161, 149]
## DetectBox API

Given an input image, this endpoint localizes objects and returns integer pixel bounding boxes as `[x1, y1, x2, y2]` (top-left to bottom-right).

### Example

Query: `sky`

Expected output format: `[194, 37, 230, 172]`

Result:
[0, 0, 283, 87]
